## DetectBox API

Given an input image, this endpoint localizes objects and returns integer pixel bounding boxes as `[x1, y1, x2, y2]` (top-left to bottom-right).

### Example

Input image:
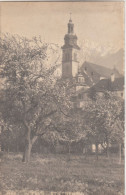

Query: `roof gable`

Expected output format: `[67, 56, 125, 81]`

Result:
[81, 61, 122, 79]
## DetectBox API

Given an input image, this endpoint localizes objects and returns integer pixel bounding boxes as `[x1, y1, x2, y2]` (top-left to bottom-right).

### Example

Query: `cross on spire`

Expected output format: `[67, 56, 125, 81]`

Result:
[70, 12, 72, 20]
[69, 12, 72, 22]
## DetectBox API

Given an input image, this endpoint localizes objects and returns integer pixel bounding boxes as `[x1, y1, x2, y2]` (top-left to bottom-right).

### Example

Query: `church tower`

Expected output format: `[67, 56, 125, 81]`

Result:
[61, 15, 80, 78]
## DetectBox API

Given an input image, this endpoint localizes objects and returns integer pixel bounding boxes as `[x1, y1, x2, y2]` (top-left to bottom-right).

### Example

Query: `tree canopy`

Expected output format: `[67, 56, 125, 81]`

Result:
[0, 34, 72, 162]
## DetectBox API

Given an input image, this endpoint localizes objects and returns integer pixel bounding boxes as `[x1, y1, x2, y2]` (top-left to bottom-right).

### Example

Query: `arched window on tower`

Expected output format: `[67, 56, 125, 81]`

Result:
[71, 26, 73, 33]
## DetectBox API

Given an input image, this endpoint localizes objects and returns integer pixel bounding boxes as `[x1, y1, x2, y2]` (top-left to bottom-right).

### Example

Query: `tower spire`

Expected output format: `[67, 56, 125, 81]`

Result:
[69, 12, 72, 22]
[61, 16, 80, 78]
[68, 13, 74, 34]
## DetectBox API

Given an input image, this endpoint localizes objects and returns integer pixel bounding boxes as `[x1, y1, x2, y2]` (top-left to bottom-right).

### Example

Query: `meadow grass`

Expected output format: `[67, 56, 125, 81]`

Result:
[0, 153, 124, 195]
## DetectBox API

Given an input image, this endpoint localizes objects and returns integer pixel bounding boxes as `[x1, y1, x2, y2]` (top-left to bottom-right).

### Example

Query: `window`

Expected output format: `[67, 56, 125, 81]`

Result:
[66, 53, 69, 61]
[85, 67, 87, 71]
[81, 77, 84, 82]
[78, 77, 84, 83]
[78, 78, 81, 82]
[91, 72, 94, 76]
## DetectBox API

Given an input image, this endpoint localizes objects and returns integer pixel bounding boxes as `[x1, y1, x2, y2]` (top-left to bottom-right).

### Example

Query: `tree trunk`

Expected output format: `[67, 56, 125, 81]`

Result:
[106, 146, 109, 158]
[22, 134, 38, 163]
[83, 145, 88, 159]
[123, 144, 125, 158]
[68, 143, 71, 154]
[106, 142, 110, 158]
[95, 143, 98, 160]
[16, 144, 19, 153]
[118, 143, 122, 164]
[22, 141, 32, 163]
[7, 146, 9, 153]
[67, 142, 71, 161]
[22, 125, 31, 163]
[16, 140, 19, 153]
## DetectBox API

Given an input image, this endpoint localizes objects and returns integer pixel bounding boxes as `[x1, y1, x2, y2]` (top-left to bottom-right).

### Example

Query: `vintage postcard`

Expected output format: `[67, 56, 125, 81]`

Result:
[0, 1, 125, 195]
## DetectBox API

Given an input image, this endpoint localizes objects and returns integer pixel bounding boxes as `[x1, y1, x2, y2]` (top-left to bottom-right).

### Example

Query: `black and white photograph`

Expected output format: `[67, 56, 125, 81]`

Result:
[0, 2, 124, 195]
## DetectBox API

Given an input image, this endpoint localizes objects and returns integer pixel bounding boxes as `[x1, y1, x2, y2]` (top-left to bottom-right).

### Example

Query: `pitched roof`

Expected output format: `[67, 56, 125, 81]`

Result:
[81, 61, 122, 79]
[90, 77, 124, 92]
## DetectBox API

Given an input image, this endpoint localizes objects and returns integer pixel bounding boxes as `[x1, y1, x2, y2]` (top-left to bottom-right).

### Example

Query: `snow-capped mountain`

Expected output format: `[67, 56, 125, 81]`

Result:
[78, 39, 124, 74]
[43, 40, 124, 77]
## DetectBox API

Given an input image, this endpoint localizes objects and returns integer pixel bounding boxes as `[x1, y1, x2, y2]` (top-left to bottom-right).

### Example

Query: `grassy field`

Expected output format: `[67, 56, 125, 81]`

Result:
[0, 153, 124, 195]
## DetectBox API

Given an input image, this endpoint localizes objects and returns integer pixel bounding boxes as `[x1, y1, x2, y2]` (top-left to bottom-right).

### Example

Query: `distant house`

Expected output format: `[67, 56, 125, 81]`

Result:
[89, 74, 124, 99]
[74, 74, 124, 109]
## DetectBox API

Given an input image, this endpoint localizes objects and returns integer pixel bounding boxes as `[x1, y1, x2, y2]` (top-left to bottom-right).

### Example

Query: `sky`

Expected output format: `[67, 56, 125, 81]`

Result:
[0, 2, 124, 50]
